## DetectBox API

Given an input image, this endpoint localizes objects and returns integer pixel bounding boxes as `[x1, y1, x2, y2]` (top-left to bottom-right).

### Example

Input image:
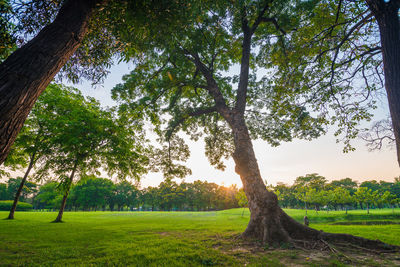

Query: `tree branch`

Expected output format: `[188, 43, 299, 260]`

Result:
[259, 17, 286, 35]
[251, 0, 274, 34]
[179, 46, 231, 115]
[166, 106, 217, 139]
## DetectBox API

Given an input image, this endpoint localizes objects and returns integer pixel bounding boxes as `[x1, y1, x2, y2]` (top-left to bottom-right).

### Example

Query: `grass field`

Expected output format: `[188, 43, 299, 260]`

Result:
[1, 208, 400, 266]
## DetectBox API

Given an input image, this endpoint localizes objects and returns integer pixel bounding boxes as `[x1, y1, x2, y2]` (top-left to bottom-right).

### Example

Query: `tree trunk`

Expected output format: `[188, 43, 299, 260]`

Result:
[0, 0, 106, 164]
[229, 117, 313, 245]
[366, 0, 400, 165]
[53, 160, 78, 223]
[227, 116, 397, 250]
[7, 151, 36, 219]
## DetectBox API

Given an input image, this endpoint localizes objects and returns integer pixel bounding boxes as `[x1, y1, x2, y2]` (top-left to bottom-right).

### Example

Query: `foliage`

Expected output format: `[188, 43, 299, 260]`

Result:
[33, 182, 64, 210]
[31, 84, 149, 190]
[112, 0, 327, 175]
[269, 0, 383, 152]
[69, 176, 114, 211]
[0, 200, 32, 211]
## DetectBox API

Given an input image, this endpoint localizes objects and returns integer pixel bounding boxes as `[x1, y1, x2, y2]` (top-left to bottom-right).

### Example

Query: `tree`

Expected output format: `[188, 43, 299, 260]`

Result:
[273, 182, 298, 208]
[141, 186, 160, 211]
[354, 187, 374, 214]
[33, 84, 147, 222]
[112, 0, 395, 249]
[0, 183, 7, 200]
[331, 187, 353, 214]
[294, 174, 327, 192]
[0, 0, 109, 164]
[1, 83, 60, 219]
[329, 178, 358, 195]
[113, 181, 138, 211]
[360, 180, 381, 192]
[70, 176, 114, 211]
[236, 188, 248, 217]
[33, 182, 64, 210]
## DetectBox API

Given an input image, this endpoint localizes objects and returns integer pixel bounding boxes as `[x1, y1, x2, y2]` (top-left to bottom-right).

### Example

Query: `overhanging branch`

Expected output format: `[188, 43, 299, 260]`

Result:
[166, 106, 217, 139]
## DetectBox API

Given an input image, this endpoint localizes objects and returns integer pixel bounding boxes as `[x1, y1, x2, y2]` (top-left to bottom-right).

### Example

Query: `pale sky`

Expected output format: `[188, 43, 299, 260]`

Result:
[67, 61, 399, 188]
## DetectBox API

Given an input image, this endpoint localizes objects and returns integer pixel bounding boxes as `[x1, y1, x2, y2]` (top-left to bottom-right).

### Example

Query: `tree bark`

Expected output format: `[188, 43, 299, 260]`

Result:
[0, 0, 106, 165]
[53, 160, 78, 223]
[7, 151, 36, 219]
[226, 115, 397, 250]
[365, 0, 400, 165]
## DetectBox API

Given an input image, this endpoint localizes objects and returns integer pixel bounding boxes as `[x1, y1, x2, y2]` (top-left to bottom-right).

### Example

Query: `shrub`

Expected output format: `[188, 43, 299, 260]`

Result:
[0, 200, 33, 211]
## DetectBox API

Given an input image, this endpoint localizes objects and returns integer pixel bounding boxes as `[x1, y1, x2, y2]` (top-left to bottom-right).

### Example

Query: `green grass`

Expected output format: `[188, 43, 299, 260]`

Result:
[0, 208, 399, 266]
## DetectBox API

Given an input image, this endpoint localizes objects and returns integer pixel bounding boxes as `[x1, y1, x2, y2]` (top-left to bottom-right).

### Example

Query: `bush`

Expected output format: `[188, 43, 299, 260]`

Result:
[0, 200, 33, 211]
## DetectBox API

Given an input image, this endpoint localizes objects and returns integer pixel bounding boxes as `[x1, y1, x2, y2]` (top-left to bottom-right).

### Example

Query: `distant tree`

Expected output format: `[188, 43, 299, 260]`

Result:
[236, 189, 248, 217]
[360, 180, 381, 192]
[141, 186, 160, 211]
[297, 188, 316, 215]
[294, 174, 327, 192]
[113, 181, 138, 211]
[331, 187, 353, 214]
[33, 182, 64, 210]
[70, 176, 114, 211]
[354, 187, 374, 214]
[329, 178, 358, 195]
[273, 183, 298, 208]
[0, 183, 7, 200]
[158, 180, 180, 211]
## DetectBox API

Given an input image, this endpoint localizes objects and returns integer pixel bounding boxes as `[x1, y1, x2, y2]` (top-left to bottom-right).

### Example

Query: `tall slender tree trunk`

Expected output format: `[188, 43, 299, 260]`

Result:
[365, 0, 400, 165]
[0, 0, 106, 164]
[7, 151, 36, 219]
[53, 160, 78, 223]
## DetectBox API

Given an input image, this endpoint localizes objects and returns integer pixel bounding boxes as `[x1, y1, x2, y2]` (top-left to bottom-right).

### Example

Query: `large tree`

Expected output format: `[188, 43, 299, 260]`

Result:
[112, 0, 396, 249]
[0, 0, 111, 164]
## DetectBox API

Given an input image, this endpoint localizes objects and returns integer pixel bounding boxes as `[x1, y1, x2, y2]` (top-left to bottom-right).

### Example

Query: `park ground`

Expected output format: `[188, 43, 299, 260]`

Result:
[1, 208, 400, 266]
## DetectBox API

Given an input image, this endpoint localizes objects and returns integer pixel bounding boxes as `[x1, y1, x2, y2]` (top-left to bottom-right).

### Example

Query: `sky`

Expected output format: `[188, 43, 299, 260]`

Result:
[69, 61, 399, 188]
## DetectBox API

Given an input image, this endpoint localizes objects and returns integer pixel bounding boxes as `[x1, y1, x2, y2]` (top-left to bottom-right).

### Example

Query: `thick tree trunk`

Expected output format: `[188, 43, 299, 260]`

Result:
[0, 0, 106, 164]
[366, 0, 400, 165]
[228, 116, 397, 250]
[7, 152, 36, 219]
[53, 160, 78, 223]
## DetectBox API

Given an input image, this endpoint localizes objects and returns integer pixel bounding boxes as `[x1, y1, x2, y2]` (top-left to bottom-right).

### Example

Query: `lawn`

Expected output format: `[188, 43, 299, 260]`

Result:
[0, 208, 399, 266]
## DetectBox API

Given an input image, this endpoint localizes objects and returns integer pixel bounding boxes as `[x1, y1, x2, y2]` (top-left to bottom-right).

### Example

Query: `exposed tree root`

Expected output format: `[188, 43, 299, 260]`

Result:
[240, 203, 400, 254]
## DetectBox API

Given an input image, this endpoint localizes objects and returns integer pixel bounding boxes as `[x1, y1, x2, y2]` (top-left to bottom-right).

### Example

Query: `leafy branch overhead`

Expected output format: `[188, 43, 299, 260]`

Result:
[112, 0, 328, 172]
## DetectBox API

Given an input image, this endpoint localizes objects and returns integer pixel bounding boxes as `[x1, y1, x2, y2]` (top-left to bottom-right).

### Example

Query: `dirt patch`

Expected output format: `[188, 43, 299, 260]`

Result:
[157, 232, 170, 236]
[211, 234, 400, 266]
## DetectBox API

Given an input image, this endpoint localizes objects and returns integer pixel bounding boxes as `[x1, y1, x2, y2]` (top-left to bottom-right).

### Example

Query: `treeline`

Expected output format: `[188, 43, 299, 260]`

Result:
[0, 177, 240, 212]
[271, 174, 400, 214]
